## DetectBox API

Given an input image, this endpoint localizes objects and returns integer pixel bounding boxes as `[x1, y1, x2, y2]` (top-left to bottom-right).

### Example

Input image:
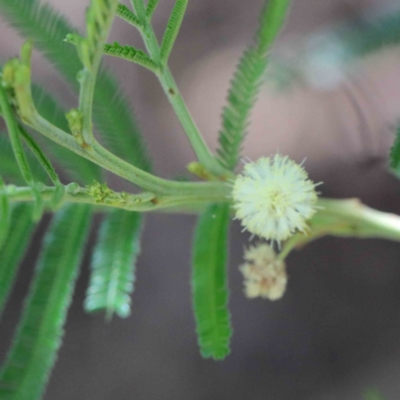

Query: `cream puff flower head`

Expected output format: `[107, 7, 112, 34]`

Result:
[232, 154, 318, 243]
[240, 243, 287, 300]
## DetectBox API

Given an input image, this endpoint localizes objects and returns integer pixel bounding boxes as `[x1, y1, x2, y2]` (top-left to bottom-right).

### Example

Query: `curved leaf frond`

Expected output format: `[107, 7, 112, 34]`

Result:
[84, 0, 120, 70]
[192, 203, 232, 360]
[116, 4, 142, 29]
[217, 0, 290, 171]
[85, 210, 142, 319]
[0, 204, 35, 320]
[0, 204, 92, 400]
[103, 42, 159, 72]
[160, 0, 188, 66]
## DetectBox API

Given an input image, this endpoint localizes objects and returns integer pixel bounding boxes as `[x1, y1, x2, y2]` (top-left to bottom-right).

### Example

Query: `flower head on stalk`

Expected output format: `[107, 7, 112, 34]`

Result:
[232, 154, 319, 244]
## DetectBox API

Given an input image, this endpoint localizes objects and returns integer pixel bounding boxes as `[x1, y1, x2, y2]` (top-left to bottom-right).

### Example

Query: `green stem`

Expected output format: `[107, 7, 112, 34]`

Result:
[132, 5, 227, 177]
[278, 198, 400, 260]
[20, 98, 229, 196]
[4, 184, 230, 213]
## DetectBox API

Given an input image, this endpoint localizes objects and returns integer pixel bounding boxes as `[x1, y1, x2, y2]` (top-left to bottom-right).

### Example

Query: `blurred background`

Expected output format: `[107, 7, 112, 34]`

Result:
[2, 0, 400, 399]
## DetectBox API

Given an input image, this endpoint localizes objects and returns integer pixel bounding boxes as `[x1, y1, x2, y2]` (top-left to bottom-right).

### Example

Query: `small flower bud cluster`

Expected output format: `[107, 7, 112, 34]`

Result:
[240, 243, 287, 300]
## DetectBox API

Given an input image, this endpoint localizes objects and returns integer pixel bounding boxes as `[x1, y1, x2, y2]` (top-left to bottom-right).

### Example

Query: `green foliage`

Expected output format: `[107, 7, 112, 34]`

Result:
[192, 203, 232, 360]
[0, 204, 35, 320]
[390, 126, 400, 177]
[103, 42, 159, 72]
[146, 0, 160, 19]
[160, 0, 188, 65]
[85, 210, 142, 318]
[0, 204, 91, 400]
[216, 0, 290, 170]
[0, 0, 152, 172]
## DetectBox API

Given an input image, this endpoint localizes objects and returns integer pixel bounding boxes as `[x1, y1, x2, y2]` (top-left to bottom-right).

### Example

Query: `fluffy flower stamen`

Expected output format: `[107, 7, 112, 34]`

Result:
[232, 154, 319, 242]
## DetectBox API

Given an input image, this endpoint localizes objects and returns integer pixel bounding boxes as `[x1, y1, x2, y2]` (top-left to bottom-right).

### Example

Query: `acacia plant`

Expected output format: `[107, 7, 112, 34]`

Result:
[0, 0, 399, 399]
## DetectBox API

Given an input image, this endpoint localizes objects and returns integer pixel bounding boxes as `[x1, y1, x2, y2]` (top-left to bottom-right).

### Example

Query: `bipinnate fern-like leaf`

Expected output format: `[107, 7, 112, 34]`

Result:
[0, 204, 35, 320]
[85, 210, 142, 318]
[160, 0, 188, 65]
[217, 0, 290, 171]
[103, 42, 159, 72]
[192, 203, 232, 360]
[0, 204, 91, 400]
[0, 0, 152, 172]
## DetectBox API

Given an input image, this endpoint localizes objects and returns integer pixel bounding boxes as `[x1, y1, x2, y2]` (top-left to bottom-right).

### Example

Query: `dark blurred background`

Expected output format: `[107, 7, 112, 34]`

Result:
[2, 0, 400, 399]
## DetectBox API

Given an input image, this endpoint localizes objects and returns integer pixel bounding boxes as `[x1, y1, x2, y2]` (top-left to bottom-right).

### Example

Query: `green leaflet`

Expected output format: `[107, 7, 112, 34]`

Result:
[160, 0, 188, 66]
[146, 0, 160, 20]
[0, 204, 91, 400]
[85, 209, 142, 318]
[31, 85, 102, 184]
[0, 0, 152, 172]
[0, 176, 10, 250]
[192, 203, 232, 360]
[390, 126, 400, 177]
[0, 204, 35, 320]
[216, 0, 290, 171]
[103, 42, 159, 72]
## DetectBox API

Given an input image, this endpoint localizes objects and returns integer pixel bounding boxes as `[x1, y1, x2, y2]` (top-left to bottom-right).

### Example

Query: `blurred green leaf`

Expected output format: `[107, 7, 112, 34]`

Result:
[192, 203, 232, 360]
[0, 204, 35, 320]
[216, 0, 290, 171]
[0, 204, 91, 400]
[85, 210, 142, 319]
